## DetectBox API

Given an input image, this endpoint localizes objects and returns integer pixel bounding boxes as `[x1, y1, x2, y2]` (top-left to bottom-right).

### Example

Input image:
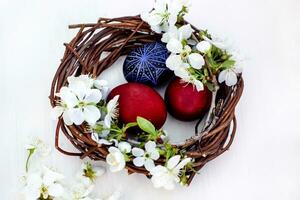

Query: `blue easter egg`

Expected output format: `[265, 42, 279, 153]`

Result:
[123, 42, 171, 86]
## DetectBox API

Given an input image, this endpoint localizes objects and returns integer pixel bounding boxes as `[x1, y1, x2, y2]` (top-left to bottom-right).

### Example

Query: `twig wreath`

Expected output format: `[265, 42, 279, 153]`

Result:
[50, 0, 243, 190]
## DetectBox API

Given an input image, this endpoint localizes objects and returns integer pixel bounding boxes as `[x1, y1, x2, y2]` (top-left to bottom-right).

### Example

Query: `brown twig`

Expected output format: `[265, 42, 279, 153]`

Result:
[49, 16, 244, 185]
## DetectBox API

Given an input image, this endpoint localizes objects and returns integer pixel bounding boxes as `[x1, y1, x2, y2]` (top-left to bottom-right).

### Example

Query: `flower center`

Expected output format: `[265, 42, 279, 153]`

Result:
[145, 152, 150, 159]
[78, 101, 87, 107]
[180, 51, 189, 60]
[40, 184, 50, 199]
[110, 155, 119, 166]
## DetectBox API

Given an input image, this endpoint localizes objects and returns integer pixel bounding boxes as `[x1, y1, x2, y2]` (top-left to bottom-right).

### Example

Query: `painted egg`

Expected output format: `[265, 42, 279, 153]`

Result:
[123, 42, 171, 86]
[107, 83, 167, 129]
[165, 78, 212, 121]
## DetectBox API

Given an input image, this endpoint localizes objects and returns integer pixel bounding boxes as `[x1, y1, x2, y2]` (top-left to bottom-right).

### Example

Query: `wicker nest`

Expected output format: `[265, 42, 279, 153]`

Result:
[49, 15, 244, 184]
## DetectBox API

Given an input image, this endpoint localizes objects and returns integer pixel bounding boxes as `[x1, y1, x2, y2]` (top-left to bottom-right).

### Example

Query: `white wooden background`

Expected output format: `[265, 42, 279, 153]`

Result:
[1, 0, 300, 199]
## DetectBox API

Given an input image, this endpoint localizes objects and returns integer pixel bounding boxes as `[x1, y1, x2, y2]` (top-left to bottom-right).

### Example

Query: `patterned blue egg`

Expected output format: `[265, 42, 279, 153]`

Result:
[123, 42, 171, 86]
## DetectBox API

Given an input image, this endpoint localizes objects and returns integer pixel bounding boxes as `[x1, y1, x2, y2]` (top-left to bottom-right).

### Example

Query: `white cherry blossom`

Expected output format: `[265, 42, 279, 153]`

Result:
[104, 95, 119, 129]
[175, 67, 204, 91]
[141, 0, 188, 33]
[52, 75, 105, 126]
[25, 137, 51, 157]
[106, 147, 126, 172]
[132, 141, 160, 171]
[57, 86, 102, 125]
[218, 67, 242, 86]
[76, 163, 105, 185]
[62, 183, 102, 200]
[22, 166, 65, 200]
[162, 24, 193, 43]
[68, 80, 102, 125]
[150, 155, 191, 190]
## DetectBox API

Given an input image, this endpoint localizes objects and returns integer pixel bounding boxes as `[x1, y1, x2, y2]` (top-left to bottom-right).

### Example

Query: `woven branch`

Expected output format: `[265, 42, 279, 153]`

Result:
[49, 15, 244, 184]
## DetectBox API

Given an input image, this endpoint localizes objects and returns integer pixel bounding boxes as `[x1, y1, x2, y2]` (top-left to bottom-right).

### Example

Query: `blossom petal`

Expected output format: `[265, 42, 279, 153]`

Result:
[68, 75, 93, 89]
[173, 157, 192, 175]
[58, 87, 78, 108]
[43, 167, 64, 186]
[150, 150, 160, 160]
[48, 183, 64, 197]
[109, 161, 125, 172]
[98, 139, 112, 145]
[118, 142, 131, 153]
[133, 157, 145, 167]
[150, 165, 168, 176]
[23, 185, 40, 200]
[26, 172, 42, 186]
[94, 79, 108, 89]
[69, 108, 84, 125]
[154, 0, 168, 12]
[151, 25, 163, 34]
[168, 13, 178, 26]
[83, 105, 101, 125]
[166, 54, 183, 70]
[108, 147, 120, 153]
[51, 106, 64, 119]
[169, 0, 184, 13]
[151, 175, 164, 188]
[218, 70, 227, 83]
[62, 110, 73, 125]
[188, 53, 205, 69]
[164, 180, 176, 190]
[225, 70, 238, 86]
[194, 79, 204, 91]
[161, 26, 178, 43]
[196, 41, 212, 53]
[107, 95, 119, 112]
[91, 132, 99, 143]
[144, 158, 155, 171]
[150, 165, 169, 188]
[132, 148, 144, 157]
[94, 167, 106, 177]
[148, 12, 163, 26]
[107, 191, 121, 200]
[106, 149, 125, 172]
[174, 67, 189, 80]
[145, 141, 156, 153]
[167, 38, 183, 54]
[84, 89, 102, 103]
[167, 155, 181, 170]
[68, 81, 87, 101]
[234, 67, 243, 74]
[104, 115, 112, 128]
[179, 24, 193, 40]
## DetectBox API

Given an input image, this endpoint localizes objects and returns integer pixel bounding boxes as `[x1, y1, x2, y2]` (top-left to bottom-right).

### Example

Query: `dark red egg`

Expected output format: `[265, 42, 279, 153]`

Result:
[165, 78, 212, 121]
[107, 83, 167, 129]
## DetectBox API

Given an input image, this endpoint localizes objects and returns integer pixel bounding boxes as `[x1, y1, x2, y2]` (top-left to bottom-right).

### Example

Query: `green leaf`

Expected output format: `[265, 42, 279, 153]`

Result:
[124, 122, 137, 130]
[206, 82, 215, 92]
[206, 56, 218, 69]
[136, 117, 156, 135]
[220, 59, 235, 69]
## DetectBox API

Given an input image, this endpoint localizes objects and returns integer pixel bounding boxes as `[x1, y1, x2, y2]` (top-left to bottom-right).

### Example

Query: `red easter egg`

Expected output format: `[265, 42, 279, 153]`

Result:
[165, 78, 212, 121]
[107, 83, 167, 129]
